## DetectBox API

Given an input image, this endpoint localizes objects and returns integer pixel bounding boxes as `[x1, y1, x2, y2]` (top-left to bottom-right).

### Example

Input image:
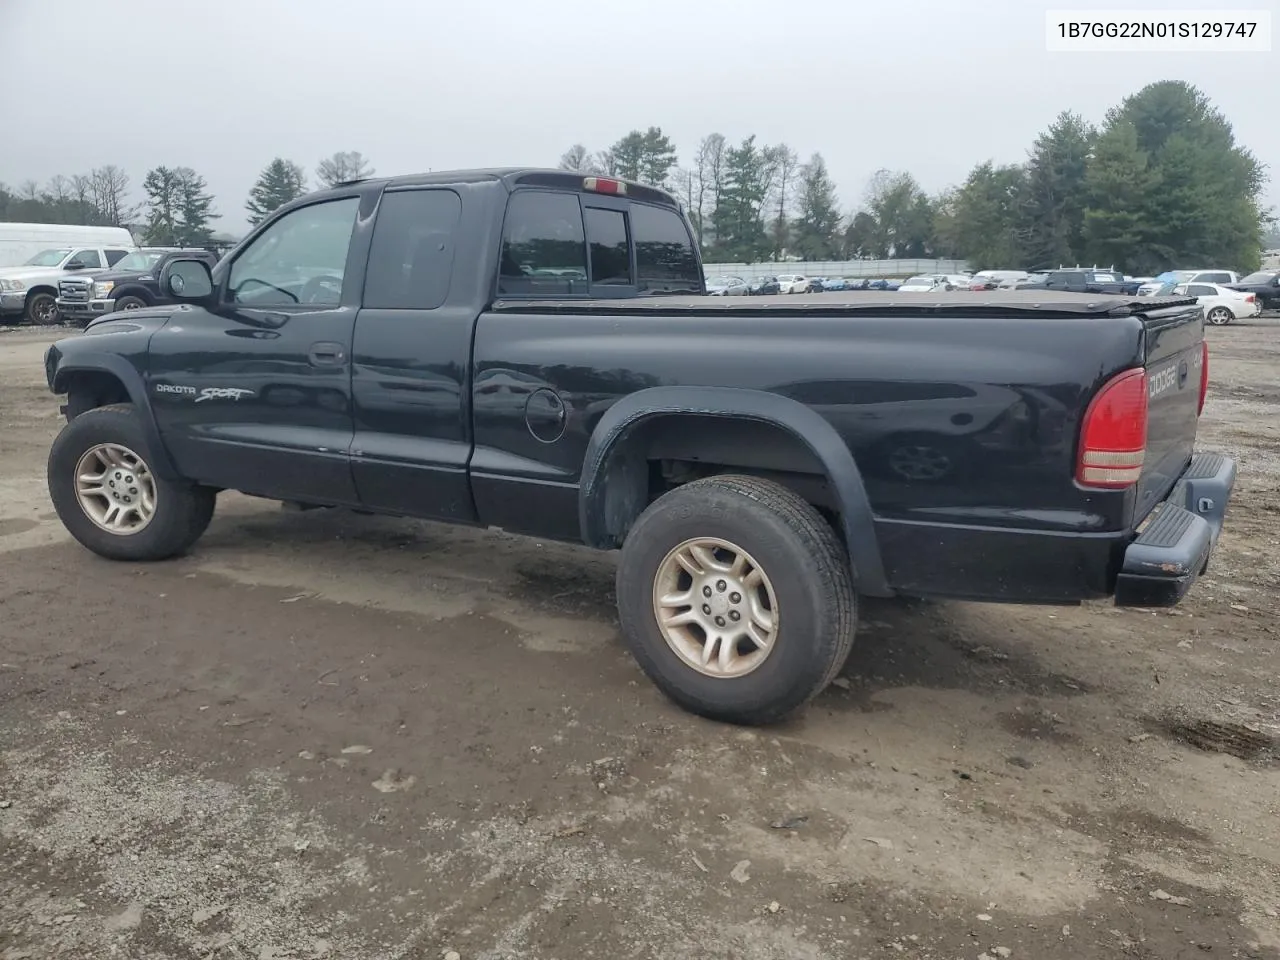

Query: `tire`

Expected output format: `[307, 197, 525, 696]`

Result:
[47, 403, 216, 562]
[113, 295, 148, 311]
[1206, 306, 1233, 326]
[24, 291, 58, 326]
[615, 474, 857, 725]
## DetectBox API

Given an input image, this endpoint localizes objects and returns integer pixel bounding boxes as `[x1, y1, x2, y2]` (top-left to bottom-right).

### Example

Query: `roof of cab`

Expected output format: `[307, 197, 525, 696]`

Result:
[321, 167, 680, 206]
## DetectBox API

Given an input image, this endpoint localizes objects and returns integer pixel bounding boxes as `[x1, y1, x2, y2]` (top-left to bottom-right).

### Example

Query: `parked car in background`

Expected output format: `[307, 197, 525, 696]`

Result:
[706, 276, 750, 296]
[1174, 282, 1260, 325]
[899, 275, 954, 292]
[0, 243, 138, 325]
[777, 274, 810, 294]
[818, 277, 848, 291]
[844, 277, 870, 290]
[56, 248, 219, 325]
[867, 278, 902, 291]
[1228, 270, 1280, 311]
[1139, 270, 1241, 297]
[968, 276, 1000, 291]
[748, 276, 781, 296]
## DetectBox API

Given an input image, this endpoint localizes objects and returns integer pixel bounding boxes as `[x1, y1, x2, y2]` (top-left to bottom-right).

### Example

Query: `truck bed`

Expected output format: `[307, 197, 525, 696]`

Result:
[494, 290, 1199, 317]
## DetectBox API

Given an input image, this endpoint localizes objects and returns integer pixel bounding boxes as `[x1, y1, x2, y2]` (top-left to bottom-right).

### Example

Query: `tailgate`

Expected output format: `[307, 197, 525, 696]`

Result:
[1136, 306, 1204, 522]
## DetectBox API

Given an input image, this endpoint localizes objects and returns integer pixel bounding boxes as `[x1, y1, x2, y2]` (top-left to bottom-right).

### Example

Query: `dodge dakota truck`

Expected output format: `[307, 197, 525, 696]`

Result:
[42, 168, 1236, 725]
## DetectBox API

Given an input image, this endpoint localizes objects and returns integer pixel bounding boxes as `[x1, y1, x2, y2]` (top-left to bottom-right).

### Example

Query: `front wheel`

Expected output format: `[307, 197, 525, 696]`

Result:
[113, 295, 148, 311]
[615, 475, 857, 725]
[25, 291, 58, 326]
[47, 404, 216, 561]
[1206, 306, 1233, 325]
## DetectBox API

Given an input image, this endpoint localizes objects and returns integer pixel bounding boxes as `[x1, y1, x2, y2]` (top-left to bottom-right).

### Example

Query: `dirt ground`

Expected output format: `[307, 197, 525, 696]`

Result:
[1, 319, 1279, 960]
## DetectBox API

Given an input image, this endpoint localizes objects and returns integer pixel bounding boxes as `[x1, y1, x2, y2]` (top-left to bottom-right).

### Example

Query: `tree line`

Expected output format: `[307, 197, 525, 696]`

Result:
[560, 81, 1272, 273]
[0, 150, 375, 248]
[1, 82, 1273, 272]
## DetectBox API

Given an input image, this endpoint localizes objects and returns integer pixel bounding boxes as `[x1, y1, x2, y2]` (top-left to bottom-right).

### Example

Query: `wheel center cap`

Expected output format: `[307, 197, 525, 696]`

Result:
[709, 591, 731, 616]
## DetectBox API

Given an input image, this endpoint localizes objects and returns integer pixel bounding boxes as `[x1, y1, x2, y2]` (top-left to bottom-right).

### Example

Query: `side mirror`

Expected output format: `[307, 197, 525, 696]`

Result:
[65, 260, 86, 270]
[159, 258, 215, 303]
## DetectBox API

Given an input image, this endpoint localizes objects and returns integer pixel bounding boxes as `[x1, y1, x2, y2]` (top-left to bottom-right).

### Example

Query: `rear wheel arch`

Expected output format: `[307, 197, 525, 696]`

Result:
[578, 386, 892, 597]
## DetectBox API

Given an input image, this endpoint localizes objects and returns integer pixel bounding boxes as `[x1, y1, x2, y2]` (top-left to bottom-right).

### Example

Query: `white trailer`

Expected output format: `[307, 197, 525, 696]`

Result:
[0, 223, 137, 268]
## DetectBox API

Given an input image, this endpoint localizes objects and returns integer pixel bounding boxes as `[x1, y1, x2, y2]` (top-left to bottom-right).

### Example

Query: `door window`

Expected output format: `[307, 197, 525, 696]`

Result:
[228, 197, 359, 306]
[70, 249, 103, 269]
[498, 191, 588, 295]
[364, 189, 462, 310]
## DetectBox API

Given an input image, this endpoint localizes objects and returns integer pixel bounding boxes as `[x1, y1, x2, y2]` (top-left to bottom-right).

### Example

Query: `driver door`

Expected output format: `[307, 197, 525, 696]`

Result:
[147, 190, 376, 505]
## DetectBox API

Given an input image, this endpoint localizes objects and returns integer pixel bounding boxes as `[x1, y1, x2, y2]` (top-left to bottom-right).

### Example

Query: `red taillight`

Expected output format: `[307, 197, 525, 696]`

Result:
[583, 176, 627, 195]
[1077, 367, 1148, 489]
[1198, 340, 1209, 416]
[1246, 293, 1256, 303]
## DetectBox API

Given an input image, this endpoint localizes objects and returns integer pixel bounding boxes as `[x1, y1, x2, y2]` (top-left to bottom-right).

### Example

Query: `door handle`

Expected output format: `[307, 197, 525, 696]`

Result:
[308, 342, 346, 366]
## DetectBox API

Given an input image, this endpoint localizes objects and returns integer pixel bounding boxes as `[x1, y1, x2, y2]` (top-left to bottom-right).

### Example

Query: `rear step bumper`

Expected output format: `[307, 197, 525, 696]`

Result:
[1115, 452, 1237, 607]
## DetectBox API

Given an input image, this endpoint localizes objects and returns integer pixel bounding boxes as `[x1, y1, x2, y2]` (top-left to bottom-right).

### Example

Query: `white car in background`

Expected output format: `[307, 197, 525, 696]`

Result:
[1174, 281, 1261, 325]
[1139, 269, 1241, 296]
[776, 274, 809, 294]
[898, 275, 953, 292]
[705, 276, 749, 296]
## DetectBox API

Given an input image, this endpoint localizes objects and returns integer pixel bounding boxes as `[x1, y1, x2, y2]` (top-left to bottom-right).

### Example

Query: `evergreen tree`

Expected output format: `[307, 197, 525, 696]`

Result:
[606, 127, 677, 187]
[792, 153, 842, 260]
[175, 167, 218, 247]
[710, 136, 772, 262]
[141, 166, 181, 246]
[1020, 111, 1094, 269]
[1080, 122, 1155, 270]
[246, 158, 307, 226]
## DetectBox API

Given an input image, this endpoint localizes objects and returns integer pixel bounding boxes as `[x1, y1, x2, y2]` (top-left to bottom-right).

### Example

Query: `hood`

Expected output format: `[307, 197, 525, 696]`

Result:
[0, 264, 74, 282]
[84, 305, 175, 332]
[78, 267, 151, 285]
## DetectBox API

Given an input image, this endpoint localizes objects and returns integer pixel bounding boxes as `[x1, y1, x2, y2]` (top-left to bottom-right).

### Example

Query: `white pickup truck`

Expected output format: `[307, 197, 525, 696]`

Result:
[0, 244, 137, 325]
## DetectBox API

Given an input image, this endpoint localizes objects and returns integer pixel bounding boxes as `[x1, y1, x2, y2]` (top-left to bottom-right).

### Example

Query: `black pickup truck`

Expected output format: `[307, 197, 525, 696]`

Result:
[42, 168, 1236, 725]
[1021, 268, 1144, 296]
[56, 247, 220, 325]
[1228, 269, 1280, 311]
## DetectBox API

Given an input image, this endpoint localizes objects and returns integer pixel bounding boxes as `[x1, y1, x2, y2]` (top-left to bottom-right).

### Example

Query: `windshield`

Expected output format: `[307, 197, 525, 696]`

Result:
[24, 248, 71, 267]
[1240, 271, 1277, 284]
[113, 251, 166, 272]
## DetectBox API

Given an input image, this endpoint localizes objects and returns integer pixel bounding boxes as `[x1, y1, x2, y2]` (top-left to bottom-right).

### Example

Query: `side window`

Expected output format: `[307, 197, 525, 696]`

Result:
[71, 249, 102, 269]
[585, 207, 631, 286]
[364, 189, 462, 310]
[631, 203, 701, 294]
[1188, 284, 1216, 296]
[105, 249, 131, 266]
[498, 191, 587, 296]
[228, 197, 359, 306]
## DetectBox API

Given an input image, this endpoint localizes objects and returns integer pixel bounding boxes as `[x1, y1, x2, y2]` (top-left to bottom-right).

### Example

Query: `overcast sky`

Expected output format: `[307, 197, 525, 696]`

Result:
[2, 0, 1275, 235]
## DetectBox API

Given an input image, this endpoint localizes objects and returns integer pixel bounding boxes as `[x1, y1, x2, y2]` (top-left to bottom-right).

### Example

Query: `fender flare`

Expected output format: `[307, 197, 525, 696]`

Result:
[578, 385, 892, 597]
[52, 352, 179, 480]
[107, 284, 153, 306]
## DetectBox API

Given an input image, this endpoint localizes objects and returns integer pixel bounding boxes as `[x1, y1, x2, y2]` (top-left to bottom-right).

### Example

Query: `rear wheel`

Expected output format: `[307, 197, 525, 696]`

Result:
[1206, 306, 1233, 325]
[48, 404, 216, 561]
[615, 475, 857, 725]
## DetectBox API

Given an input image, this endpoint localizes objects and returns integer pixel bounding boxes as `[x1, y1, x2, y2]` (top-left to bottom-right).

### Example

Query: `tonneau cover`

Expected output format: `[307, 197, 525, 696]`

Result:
[494, 290, 1199, 317]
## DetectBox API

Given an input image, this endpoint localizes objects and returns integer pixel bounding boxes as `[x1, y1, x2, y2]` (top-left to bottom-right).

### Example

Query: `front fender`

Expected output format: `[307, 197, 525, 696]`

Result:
[47, 333, 179, 481]
[579, 386, 891, 597]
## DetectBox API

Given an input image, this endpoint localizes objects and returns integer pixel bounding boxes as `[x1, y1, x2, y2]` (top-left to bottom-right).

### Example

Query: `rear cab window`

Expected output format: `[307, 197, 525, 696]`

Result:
[497, 186, 701, 298]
